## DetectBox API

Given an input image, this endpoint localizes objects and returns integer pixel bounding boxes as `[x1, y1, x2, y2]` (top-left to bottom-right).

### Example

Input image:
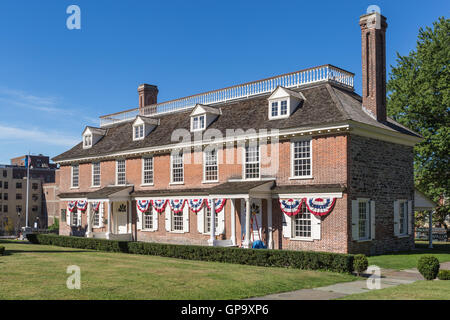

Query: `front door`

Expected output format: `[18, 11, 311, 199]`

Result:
[114, 201, 128, 234]
[241, 199, 262, 242]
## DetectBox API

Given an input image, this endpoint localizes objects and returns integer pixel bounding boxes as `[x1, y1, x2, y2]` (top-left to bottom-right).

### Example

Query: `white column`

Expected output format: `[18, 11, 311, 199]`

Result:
[209, 198, 216, 246]
[86, 202, 92, 238]
[127, 200, 131, 234]
[106, 201, 112, 239]
[429, 210, 433, 249]
[267, 198, 273, 249]
[243, 197, 251, 248]
[231, 199, 236, 246]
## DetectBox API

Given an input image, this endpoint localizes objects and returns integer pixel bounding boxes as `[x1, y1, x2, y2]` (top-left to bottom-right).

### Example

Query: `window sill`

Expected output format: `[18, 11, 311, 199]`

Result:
[355, 239, 372, 243]
[169, 182, 184, 186]
[169, 230, 186, 234]
[289, 176, 313, 180]
[290, 237, 314, 242]
[269, 115, 289, 120]
[202, 180, 219, 184]
[90, 185, 101, 189]
[140, 183, 154, 187]
[70, 187, 80, 189]
[141, 229, 156, 232]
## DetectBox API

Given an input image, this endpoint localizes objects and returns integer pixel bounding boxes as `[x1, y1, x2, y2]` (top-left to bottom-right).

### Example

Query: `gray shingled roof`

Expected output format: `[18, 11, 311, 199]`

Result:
[53, 83, 419, 162]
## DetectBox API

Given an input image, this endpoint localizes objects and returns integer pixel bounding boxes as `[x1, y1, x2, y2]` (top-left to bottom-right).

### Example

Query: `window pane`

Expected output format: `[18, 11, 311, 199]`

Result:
[172, 210, 183, 231]
[205, 149, 218, 181]
[143, 157, 153, 184]
[172, 152, 183, 182]
[92, 163, 100, 186]
[143, 207, 153, 230]
[292, 204, 311, 238]
[117, 160, 126, 185]
[72, 165, 79, 187]
[245, 144, 259, 179]
[271, 102, 278, 117]
[358, 201, 369, 239]
[293, 140, 311, 177]
[281, 100, 288, 115]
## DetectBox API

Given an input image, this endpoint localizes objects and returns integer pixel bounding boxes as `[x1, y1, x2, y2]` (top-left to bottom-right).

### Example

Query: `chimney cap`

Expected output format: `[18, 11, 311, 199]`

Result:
[138, 83, 158, 91]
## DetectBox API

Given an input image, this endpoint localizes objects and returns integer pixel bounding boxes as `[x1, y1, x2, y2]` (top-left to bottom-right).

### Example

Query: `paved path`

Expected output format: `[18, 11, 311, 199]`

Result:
[248, 262, 450, 300]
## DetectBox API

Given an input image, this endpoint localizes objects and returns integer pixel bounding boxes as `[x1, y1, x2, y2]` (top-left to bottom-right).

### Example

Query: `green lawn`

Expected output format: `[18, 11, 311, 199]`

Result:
[368, 241, 450, 270]
[0, 240, 356, 300]
[341, 280, 450, 300]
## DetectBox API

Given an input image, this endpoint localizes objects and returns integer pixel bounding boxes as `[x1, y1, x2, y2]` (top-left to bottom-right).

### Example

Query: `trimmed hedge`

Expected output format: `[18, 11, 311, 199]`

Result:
[27, 233, 354, 273]
[438, 270, 450, 280]
[353, 254, 369, 275]
[0, 246, 4, 255]
[417, 255, 440, 280]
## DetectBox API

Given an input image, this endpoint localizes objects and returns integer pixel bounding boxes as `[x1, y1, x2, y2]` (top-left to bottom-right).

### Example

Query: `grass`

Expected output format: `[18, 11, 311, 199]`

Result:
[340, 280, 450, 300]
[367, 241, 450, 270]
[0, 240, 356, 300]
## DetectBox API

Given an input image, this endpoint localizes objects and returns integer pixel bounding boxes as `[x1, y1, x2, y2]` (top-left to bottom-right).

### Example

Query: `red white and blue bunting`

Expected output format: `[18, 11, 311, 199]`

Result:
[68, 201, 77, 213]
[188, 199, 205, 213]
[305, 197, 336, 217]
[92, 202, 101, 212]
[206, 199, 226, 213]
[136, 200, 151, 213]
[152, 199, 168, 213]
[279, 197, 337, 217]
[169, 199, 186, 214]
[76, 200, 88, 212]
[279, 199, 305, 216]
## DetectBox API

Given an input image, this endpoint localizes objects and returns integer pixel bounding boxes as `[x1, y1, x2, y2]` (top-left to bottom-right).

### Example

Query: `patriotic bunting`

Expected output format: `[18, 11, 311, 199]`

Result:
[279, 199, 305, 216]
[169, 199, 186, 214]
[188, 199, 205, 213]
[152, 199, 168, 213]
[68, 201, 77, 213]
[305, 198, 336, 216]
[137, 200, 151, 213]
[76, 200, 88, 212]
[206, 199, 226, 213]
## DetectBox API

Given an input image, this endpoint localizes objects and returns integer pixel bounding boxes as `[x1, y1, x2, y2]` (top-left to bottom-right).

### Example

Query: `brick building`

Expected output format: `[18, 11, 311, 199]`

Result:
[53, 12, 421, 254]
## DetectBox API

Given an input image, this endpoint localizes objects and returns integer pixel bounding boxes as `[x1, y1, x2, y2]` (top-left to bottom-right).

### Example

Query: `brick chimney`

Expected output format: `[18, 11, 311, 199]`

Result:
[360, 12, 388, 122]
[138, 84, 158, 109]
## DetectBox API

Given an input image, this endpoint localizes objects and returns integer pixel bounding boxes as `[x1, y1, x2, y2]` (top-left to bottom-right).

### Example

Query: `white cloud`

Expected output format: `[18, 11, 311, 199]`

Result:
[0, 123, 79, 147]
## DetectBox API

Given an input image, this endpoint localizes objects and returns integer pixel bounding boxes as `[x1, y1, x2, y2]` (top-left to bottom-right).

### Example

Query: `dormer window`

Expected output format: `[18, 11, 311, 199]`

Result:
[83, 135, 92, 148]
[192, 115, 205, 131]
[268, 87, 305, 120]
[134, 124, 144, 140]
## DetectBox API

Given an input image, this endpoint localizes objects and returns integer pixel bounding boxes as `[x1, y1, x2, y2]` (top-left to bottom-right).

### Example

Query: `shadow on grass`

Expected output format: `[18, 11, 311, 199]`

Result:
[3, 249, 92, 256]
[369, 242, 450, 258]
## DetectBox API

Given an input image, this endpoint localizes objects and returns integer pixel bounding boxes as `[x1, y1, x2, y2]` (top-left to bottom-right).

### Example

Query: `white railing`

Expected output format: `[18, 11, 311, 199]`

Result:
[100, 64, 354, 127]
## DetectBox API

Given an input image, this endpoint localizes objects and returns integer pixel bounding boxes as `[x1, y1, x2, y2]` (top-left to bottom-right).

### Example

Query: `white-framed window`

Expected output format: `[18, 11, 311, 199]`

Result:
[204, 149, 218, 182]
[244, 143, 260, 179]
[358, 200, 370, 240]
[71, 207, 78, 226]
[399, 200, 408, 236]
[143, 208, 153, 231]
[71, 165, 79, 188]
[271, 101, 279, 117]
[269, 99, 289, 119]
[171, 151, 184, 183]
[204, 206, 219, 234]
[93, 206, 100, 227]
[134, 124, 144, 140]
[171, 210, 184, 231]
[116, 160, 126, 185]
[191, 115, 205, 131]
[291, 139, 312, 178]
[292, 204, 312, 239]
[352, 198, 375, 241]
[142, 157, 153, 185]
[83, 135, 92, 148]
[92, 162, 100, 187]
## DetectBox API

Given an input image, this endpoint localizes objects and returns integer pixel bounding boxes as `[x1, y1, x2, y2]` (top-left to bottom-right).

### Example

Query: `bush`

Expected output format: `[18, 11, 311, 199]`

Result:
[26, 234, 355, 273]
[437, 270, 450, 280]
[353, 254, 369, 275]
[48, 218, 59, 232]
[0, 246, 5, 255]
[417, 255, 440, 280]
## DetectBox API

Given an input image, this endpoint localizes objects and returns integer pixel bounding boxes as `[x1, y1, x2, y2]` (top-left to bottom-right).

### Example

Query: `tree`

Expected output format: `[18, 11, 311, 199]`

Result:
[387, 17, 450, 230]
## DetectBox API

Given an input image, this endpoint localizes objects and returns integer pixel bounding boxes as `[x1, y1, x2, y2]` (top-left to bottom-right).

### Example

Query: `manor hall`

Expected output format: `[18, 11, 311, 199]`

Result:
[53, 12, 421, 255]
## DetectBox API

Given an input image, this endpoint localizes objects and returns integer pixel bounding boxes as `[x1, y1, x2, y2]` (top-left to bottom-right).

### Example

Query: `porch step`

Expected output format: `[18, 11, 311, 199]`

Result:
[214, 239, 235, 247]
[91, 232, 107, 239]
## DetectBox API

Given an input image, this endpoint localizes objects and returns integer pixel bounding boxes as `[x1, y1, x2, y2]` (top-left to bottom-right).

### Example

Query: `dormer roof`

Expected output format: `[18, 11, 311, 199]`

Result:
[82, 126, 107, 136]
[268, 86, 306, 101]
[132, 115, 159, 126]
[190, 104, 221, 116]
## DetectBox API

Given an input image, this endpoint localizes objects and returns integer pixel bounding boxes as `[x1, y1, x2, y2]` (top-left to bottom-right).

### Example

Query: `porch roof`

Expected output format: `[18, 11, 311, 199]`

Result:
[272, 183, 347, 194]
[132, 188, 210, 197]
[87, 186, 133, 199]
[58, 192, 89, 199]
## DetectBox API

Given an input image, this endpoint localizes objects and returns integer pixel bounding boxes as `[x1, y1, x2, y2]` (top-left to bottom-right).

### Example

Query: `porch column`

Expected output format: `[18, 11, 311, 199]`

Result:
[231, 199, 236, 246]
[209, 198, 216, 246]
[429, 210, 433, 249]
[106, 201, 112, 239]
[86, 202, 92, 238]
[243, 197, 251, 248]
[267, 198, 273, 249]
[127, 200, 131, 235]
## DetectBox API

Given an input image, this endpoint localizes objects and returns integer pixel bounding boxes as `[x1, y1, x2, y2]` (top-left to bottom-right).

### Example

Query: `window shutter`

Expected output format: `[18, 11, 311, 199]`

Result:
[351, 200, 359, 241]
[311, 214, 321, 240]
[282, 213, 292, 238]
[153, 208, 158, 232]
[197, 208, 204, 233]
[67, 205, 71, 226]
[137, 207, 142, 231]
[77, 211, 82, 227]
[183, 206, 189, 233]
[408, 200, 413, 235]
[165, 207, 171, 232]
[370, 200, 376, 240]
[217, 208, 225, 235]
[393, 200, 400, 236]
[99, 202, 104, 228]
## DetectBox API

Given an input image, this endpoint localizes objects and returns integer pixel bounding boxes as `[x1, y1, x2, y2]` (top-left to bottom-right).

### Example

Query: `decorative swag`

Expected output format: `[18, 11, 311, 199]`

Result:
[67, 200, 89, 213]
[136, 198, 226, 214]
[279, 198, 336, 217]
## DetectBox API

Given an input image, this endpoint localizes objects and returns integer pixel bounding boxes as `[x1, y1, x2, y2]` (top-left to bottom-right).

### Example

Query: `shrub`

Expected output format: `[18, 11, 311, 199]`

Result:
[0, 246, 5, 255]
[417, 255, 440, 280]
[437, 270, 450, 280]
[27, 234, 355, 273]
[353, 254, 369, 275]
[48, 218, 59, 232]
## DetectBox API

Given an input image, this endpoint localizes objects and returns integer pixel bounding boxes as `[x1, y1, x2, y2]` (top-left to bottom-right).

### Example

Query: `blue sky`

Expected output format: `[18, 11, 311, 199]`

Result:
[0, 0, 448, 164]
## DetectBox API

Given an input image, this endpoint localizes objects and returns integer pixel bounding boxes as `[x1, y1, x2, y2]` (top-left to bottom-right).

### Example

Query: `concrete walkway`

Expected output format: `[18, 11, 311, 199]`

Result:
[248, 262, 450, 300]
